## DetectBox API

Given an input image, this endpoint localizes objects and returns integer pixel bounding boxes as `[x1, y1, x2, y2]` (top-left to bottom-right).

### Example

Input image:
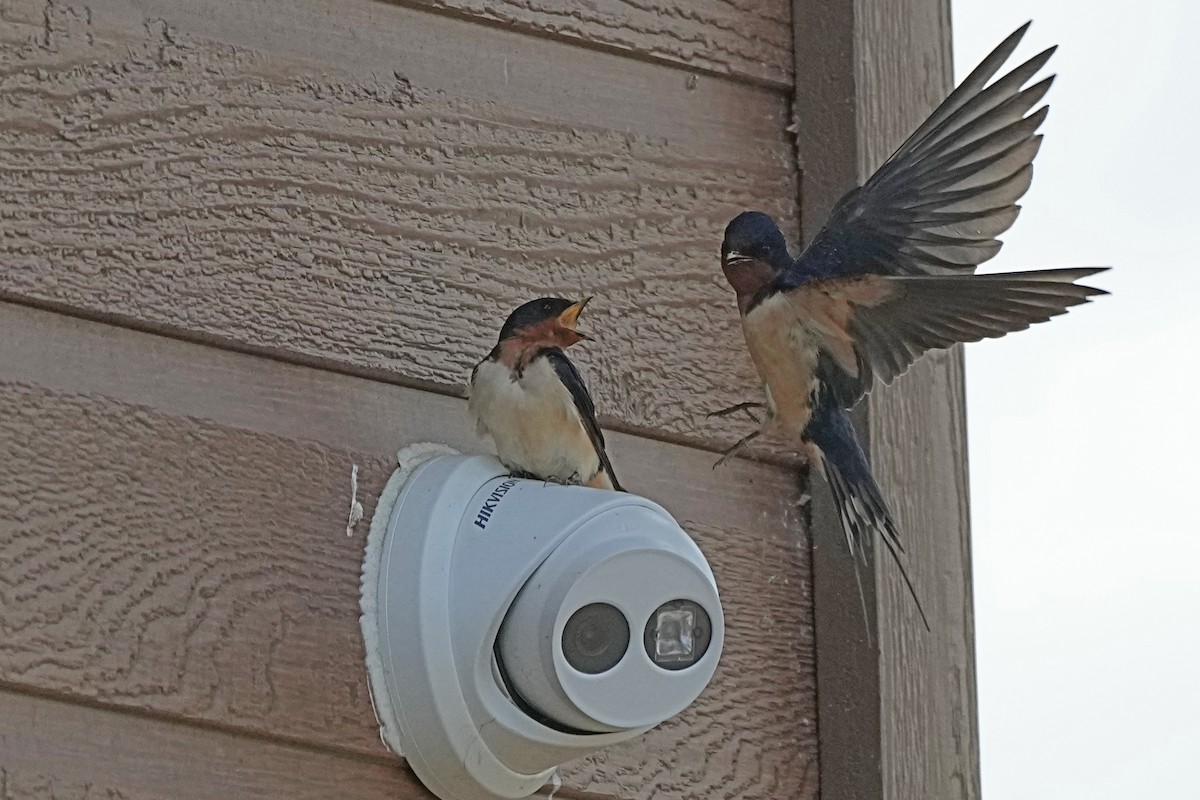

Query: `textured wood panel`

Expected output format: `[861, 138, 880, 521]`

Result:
[0, 302, 817, 800]
[792, 0, 980, 798]
[871, 349, 977, 800]
[404, 0, 794, 87]
[0, 690, 426, 800]
[856, 4, 979, 799]
[791, 6, 886, 796]
[0, 0, 797, 457]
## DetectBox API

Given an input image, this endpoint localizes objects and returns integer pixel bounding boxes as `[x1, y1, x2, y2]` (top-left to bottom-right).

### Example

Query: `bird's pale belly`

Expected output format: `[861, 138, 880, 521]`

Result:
[469, 359, 601, 484]
[742, 295, 819, 437]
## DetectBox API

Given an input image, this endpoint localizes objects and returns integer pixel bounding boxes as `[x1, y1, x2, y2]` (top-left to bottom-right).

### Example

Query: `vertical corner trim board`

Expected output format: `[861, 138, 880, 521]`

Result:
[792, 0, 981, 798]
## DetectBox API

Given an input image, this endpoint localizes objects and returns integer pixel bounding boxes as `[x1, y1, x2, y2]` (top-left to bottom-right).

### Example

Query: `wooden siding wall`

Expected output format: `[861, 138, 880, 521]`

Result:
[0, 0, 818, 798]
[1, 0, 977, 798]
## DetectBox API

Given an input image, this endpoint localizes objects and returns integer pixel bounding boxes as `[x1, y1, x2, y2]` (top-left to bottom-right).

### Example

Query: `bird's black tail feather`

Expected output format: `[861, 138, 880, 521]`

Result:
[807, 402, 931, 632]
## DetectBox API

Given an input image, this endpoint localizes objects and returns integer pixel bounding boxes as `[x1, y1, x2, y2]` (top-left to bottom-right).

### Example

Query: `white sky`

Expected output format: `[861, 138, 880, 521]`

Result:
[952, 1, 1200, 797]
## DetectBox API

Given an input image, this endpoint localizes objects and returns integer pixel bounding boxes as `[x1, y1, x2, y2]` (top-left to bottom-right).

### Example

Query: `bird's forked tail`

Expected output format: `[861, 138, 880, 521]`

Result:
[805, 400, 931, 631]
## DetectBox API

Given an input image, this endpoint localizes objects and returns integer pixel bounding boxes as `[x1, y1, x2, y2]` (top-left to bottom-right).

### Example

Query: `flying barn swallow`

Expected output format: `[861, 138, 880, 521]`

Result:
[711, 23, 1108, 625]
[469, 297, 622, 491]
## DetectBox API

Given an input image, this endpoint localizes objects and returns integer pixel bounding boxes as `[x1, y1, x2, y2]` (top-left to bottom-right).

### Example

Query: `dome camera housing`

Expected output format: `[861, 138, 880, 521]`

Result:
[365, 453, 724, 800]
[497, 503, 722, 733]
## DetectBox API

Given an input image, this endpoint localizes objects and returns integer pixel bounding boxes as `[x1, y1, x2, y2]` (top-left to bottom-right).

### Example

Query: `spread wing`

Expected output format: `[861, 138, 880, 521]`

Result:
[797, 267, 1109, 407]
[791, 22, 1055, 282]
[544, 349, 623, 492]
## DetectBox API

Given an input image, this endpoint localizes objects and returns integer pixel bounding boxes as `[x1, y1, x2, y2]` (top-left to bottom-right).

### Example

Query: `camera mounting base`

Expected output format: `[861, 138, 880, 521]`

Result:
[363, 452, 723, 800]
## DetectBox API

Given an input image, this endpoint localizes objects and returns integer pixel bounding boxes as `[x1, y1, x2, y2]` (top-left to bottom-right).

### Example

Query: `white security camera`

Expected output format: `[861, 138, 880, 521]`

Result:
[361, 452, 724, 800]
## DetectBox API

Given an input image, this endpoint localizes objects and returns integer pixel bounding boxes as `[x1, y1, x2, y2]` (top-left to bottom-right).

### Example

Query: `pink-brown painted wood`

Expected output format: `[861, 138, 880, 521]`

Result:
[401, 0, 794, 87]
[791, 0, 980, 797]
[856, 2, 980, 796]
[0, 689, 428, 800]
[0, 0, 979, 794]
[0, 302, 817, 800]
[0, 0, 797, 460]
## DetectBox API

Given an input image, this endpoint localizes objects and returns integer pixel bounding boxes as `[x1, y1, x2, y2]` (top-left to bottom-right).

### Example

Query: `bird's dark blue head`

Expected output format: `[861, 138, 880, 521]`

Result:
[721, 212, 792, 299]
[497, 296, 590, 346]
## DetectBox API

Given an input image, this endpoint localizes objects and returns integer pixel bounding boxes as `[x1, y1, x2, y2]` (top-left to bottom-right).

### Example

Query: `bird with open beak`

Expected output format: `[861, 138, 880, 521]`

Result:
[712, 22, 1108, 627]
[469, 297, 622, 491]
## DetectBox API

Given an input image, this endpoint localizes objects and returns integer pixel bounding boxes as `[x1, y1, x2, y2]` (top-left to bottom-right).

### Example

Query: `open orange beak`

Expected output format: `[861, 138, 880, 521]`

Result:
[557, 297, 591, 339]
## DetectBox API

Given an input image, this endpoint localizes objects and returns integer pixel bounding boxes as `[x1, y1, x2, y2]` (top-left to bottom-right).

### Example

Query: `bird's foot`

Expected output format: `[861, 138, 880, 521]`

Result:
[518, 471, 583, 488]
[706, 401, 765, 424]
[509, 468, 540, 481]
[712, 429, 761, 470]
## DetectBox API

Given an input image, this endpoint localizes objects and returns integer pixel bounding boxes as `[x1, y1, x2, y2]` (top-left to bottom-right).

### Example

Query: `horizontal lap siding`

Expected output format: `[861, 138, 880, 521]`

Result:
[0, 0, 798, 459]
[0, 304, 817, 800]
[403, 0, 794, 86]
[0, 0, 813, 795]
[0, 689, 419, 800]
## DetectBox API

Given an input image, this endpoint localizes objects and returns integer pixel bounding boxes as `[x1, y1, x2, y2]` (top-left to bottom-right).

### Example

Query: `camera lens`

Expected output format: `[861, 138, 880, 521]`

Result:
[562, 602, 630, 674]
[644, 599, 711, 670]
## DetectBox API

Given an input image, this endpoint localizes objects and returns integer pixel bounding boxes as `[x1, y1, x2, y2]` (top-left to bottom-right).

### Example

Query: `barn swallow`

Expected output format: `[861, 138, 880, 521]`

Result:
[469, 297, 622, 491]
[711, 23, 1109, 626]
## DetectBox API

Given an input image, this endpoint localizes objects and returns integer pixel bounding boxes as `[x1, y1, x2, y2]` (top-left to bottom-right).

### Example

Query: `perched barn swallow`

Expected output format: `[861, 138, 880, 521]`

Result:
[469, 297, 622, 491]
[712, 23, 1108, 626]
